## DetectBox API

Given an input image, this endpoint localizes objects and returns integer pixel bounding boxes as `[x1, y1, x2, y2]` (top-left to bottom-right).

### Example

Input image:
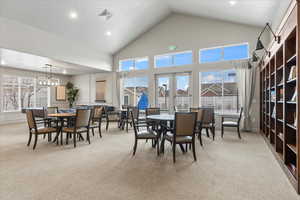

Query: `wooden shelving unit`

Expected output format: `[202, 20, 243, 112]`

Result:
[260, 1, 299, 193]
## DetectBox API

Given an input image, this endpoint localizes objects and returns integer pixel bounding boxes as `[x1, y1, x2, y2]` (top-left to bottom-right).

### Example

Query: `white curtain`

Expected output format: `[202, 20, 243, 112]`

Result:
[234, 60, 256, 132]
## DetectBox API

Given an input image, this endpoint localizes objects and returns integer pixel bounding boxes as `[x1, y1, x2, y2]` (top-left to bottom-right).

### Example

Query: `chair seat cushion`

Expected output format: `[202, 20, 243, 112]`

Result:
[36, 127, 57, 134]
[136, 130, 157, 139]
[62, 127, 88, 133]
[90, 122, 100, 128]
[202, 123, 214, 128]
[222, 121, 238, 126]
[165, 133, 192, 143]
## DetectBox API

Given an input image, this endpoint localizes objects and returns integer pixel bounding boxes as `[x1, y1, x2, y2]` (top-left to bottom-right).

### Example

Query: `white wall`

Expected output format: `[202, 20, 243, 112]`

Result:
[0, 66, 71, 125]
[0, 17, 112, 71]
[72, 13, 269, 131]
[71, 72, 118, 106]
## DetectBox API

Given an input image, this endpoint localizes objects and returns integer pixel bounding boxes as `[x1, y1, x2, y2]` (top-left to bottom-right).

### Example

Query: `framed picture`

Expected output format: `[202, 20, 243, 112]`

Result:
[56, 85, 66, 101]
[96, 80, 106, 102]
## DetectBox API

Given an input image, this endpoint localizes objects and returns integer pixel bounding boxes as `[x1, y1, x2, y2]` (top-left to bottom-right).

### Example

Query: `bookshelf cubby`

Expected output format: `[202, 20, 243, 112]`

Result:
[260, 2, 299, 193]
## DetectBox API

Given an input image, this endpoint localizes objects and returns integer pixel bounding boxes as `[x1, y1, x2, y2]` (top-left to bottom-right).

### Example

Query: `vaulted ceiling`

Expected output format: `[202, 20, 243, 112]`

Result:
[0, 0, 290, 55]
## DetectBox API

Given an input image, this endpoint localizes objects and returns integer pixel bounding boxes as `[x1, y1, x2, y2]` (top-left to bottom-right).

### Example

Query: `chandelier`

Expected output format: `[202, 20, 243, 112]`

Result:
[38, 64, 60, 86]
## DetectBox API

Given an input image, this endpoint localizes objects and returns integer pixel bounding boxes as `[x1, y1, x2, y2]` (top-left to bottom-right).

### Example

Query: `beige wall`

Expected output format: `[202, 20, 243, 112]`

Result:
[0, 66, 71, 124]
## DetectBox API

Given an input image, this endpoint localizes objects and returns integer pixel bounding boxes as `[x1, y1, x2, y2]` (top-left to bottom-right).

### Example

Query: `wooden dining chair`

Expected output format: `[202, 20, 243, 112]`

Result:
[62, 109, 92, 148]
[161, 112, 197, 163]
[190, 107, 204, 146]
[221, 107, 243, 139]
[131, 110, 160, 156]
[199, 107, 215, 140]
[146, 108, 160, 130]
[90, 106, 104, 138]
[26, 110, 59, 150]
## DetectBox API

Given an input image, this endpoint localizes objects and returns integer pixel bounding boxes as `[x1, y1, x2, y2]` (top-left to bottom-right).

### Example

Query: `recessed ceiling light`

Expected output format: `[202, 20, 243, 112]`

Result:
[106, 31, 112, 36]
[229, 0, 237, 6]
[1, 60, 5, 65]
[62, 69, 67, 74]
[69, 11, 78, 19]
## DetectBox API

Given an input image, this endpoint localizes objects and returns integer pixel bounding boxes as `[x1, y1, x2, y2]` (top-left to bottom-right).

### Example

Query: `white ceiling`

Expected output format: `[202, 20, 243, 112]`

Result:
[0, 0, 288, 56]
[0, 48, 103, 75]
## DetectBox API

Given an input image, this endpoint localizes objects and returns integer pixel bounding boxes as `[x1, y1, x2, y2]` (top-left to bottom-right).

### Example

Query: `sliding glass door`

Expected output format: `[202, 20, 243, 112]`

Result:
[155, 73, 191, 111]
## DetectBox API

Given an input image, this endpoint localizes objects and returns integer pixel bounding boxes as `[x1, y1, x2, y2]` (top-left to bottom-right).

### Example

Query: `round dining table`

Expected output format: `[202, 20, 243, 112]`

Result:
[146, 114, 186, 153]
[48, 113, 76, 145]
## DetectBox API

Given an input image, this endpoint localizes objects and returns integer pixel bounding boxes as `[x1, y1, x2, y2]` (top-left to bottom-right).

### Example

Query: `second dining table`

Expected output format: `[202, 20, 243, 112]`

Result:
[48, 112, 76, 145]
[146, 114, 187, 153]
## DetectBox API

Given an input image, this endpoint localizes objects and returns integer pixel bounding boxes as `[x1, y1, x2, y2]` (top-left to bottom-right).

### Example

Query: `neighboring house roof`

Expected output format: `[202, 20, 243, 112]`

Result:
[201, 83, 237, 96]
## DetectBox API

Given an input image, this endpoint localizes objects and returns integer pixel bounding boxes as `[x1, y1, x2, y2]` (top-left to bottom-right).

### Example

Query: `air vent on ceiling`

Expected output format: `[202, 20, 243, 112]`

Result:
[98, 9, 112, 20]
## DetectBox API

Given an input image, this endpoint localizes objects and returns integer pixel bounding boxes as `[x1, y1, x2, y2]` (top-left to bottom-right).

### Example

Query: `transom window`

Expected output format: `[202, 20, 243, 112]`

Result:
[199, 43, 249, 64]
[155, 51, 193, 68]
[119, 57, 148, 71]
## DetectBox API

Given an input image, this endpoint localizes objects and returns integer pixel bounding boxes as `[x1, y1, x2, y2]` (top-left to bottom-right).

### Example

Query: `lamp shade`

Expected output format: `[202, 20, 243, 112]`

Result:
[256, 39, 264, 51]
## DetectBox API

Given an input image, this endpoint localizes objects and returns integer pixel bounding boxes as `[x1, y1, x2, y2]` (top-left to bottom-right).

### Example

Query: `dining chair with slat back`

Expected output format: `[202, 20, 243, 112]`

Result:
[131, 110, 160, 156]
[146, 108, 161, 130]
[90, 106, 104, 138]
[62, 109, 92, 148]
[200, 107, 215, 140]
[161, 112, 197, 163]
[26, 110, 59, 150]
[221, 107, 243, 139]
[190, 107, 204, 146]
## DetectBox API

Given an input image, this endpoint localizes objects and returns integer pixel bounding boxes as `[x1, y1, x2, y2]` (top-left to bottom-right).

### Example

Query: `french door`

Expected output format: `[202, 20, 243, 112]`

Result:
[155, 72, 192, 111]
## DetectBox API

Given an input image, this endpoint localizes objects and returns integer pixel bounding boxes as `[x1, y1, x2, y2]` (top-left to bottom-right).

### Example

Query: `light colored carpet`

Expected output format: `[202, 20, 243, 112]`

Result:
[0, 123, 299, 200]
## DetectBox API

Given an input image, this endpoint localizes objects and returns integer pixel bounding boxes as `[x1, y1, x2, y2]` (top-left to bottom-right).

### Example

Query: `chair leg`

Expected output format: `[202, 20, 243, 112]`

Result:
[91, 128, 95, 136]
[192, 139, 197, 161]
[133, 139, 137, 156]
[73, 133, 76, 148]
[156, 138, 160, 156]
[199, 132, 203, 146]
[60, 130, 63, 145]
[27, 133, 32, 146]
[98, 126, 102, 138]
[106, 119, 109, 131]
[87, 131, 91, 144]
[66, 133, 69, 145]
[221, 125, 224, 138]
[237, 126, 241, 139]
[173, 143, 176, 163]
[206, 128, 210, 138]
[161, 138, 165, 153]
[33, 134, 38, 150]
[211, 127, 215, 141]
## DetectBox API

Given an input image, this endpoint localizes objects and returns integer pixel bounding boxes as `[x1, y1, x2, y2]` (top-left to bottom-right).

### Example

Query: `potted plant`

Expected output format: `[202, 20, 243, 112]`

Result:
[66, 82, 79, 108]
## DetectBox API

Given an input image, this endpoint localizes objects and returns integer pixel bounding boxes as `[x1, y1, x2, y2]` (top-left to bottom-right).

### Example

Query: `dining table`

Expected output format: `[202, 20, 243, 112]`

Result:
[48, 113, 76, 145]
[146, 114, 187, 153]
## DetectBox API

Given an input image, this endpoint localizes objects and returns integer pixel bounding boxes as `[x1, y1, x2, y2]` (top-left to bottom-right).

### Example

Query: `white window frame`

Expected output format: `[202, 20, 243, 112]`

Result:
[199, 42, 249, 64]
[119, 57, 149, 72]
[154, 50, 193, 68]
[199, 69, 239, 114]
[0, 74, 51, 113]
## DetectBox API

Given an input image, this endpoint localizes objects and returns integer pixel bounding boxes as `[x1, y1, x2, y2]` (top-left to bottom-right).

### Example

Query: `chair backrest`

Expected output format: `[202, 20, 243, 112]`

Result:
[201, 107, 215, 124]
[190, 107, 204, 122]
[130, 110, 139, 137]
[174, 112, 197, 137]
[146, 108, 160, 116]
[131, 107, 139, 120]
[47, 107, 58, 115]
[238, 107, 243, 123]
[26, 110, 37, 130]
[93, 106, 104, 119]
[75, 109, 91, 128]
[122, 105, 129, 110]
